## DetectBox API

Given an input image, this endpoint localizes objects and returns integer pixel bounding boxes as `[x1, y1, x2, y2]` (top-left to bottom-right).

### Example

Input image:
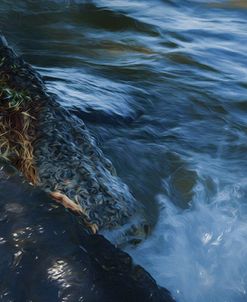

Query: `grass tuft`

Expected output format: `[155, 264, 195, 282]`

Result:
[0, 70, 40, 184]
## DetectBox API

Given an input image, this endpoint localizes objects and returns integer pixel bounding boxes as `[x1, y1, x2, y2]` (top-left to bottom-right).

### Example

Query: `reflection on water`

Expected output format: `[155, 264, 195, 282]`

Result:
[1, 0, 247, 301]
[48, 260, 73, 289]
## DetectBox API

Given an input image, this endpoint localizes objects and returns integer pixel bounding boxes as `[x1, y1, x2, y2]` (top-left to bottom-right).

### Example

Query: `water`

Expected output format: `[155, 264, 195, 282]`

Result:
[1, 1, 247, 301]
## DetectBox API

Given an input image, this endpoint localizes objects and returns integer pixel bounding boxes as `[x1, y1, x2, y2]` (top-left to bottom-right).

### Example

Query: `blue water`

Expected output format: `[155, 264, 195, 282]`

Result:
[1, 1, 247, 301]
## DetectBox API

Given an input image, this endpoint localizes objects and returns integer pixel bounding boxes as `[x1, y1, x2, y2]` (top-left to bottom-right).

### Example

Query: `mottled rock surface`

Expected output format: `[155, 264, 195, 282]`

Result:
[0, 35, 146, 240]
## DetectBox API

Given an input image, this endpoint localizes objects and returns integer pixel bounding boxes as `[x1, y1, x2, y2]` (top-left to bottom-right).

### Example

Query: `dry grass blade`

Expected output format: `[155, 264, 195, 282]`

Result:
[0, 71, 40, 184]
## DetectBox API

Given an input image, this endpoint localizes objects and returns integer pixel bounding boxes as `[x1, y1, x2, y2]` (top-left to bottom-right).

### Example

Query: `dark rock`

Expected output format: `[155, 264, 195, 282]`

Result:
[0, 34, 145, 237]
[0, 35, 175, 301]
[0, 161, 175, 302]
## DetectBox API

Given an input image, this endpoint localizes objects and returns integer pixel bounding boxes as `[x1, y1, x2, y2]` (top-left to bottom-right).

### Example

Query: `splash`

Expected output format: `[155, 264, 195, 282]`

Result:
[128, 176, 247, 302]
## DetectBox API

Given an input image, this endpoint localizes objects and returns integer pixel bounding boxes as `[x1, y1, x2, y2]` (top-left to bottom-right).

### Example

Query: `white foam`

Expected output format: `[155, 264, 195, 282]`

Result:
[127, 177, 247, 302]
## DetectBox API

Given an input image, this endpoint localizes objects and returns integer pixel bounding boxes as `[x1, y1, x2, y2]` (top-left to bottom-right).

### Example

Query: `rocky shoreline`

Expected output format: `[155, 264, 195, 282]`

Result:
[0, 36, 175, 301]
[0, 35, 146, 241]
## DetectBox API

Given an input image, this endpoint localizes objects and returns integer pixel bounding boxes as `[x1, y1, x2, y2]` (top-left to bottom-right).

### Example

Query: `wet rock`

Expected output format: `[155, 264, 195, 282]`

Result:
[0, 163, 175, 302]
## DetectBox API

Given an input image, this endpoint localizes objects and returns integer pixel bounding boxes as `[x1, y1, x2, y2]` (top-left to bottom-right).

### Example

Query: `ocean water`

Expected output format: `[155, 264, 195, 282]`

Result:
[1, 1, 247, 301]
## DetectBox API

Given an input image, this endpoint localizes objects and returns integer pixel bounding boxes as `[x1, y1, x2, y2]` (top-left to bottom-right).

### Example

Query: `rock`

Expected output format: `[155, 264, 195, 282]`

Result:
[0, 34, 146, 240]
[0, 161, 175, 302]
[0, 35, 175, 301]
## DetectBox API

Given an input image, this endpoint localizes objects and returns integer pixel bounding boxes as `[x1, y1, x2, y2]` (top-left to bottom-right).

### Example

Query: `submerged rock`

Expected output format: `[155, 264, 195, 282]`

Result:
[0, 161, 174, 302]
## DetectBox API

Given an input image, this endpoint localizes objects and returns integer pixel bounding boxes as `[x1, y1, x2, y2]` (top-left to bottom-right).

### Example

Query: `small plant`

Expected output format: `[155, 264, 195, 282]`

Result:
[4, 88, 30, 109]
[11, 64, 19, 72]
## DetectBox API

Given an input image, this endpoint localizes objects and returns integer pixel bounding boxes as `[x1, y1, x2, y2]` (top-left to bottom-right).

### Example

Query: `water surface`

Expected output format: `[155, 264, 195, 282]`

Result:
[1, 1, 247, 301]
